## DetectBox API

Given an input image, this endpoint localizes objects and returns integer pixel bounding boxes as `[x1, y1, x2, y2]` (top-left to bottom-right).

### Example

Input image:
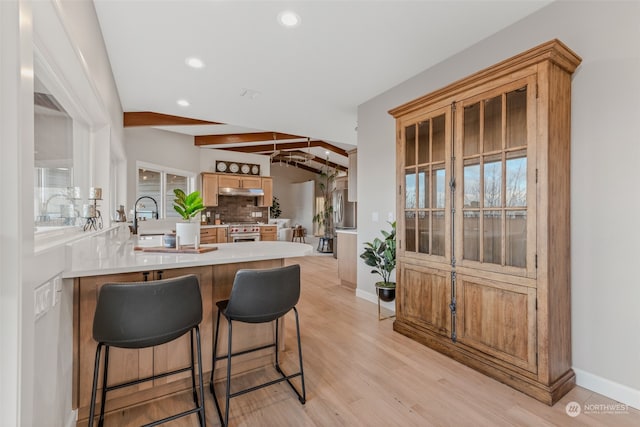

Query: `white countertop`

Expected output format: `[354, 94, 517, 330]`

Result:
[336, 229, 358, 235]
[63, 230, 313, 278]
[200, 224, 229, 229]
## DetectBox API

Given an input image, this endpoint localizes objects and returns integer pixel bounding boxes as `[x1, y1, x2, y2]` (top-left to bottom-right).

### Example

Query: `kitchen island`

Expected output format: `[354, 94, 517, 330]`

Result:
[65, 229, 312, 423]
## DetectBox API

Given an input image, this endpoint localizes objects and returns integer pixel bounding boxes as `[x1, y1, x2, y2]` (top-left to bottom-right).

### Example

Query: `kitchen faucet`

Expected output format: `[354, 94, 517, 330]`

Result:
[39, 193, 80, 225]
[132, 196, 158, 234]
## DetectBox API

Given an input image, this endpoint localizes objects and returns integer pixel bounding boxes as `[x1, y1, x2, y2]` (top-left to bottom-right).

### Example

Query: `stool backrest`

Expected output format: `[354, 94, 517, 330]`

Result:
[93, 274, 202, 348]
[225, 264, 300, 323]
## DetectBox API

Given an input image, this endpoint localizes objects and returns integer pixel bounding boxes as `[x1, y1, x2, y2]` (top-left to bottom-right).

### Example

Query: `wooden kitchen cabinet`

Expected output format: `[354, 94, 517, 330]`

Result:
[199, 227, 228, 244]
[259, 225, 277, 241]
[218, 174, 261, 189]
[347, 149, 357, 202]
[200, 227, 218, 244]
[389, 40, 581, 405]
[337, 231, 357, 288]
[73, 266, 213, 420]
[258, 177, 273, 207]
[201, 173, 218, 206]
[216, 226, 228, 243]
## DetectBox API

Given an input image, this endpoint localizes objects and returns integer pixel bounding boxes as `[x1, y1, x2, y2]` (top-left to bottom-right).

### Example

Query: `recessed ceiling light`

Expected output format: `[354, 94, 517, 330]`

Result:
[278, 10, 300, 28]
[185, 57, 204, 69]
[177, 99, 190, 107]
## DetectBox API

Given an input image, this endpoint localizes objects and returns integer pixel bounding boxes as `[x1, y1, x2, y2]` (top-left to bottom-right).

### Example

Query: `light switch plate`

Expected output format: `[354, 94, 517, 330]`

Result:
[34, 281, 51, 320]
[52, 276, 62, 306]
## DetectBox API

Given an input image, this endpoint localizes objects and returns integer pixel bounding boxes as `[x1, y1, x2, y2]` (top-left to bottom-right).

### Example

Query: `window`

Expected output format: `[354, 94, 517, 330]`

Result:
[136, 162, 195, 220]
[33, 67, 90, 233]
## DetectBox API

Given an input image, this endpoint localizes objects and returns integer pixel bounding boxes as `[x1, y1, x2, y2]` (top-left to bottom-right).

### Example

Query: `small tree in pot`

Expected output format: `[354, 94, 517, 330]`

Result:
[360, 221, 396, 302]
[312, 169, 338, 238]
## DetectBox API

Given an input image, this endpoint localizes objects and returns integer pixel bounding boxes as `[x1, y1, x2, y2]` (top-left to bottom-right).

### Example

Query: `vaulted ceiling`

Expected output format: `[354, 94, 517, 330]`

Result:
[95, 1, 552, 173]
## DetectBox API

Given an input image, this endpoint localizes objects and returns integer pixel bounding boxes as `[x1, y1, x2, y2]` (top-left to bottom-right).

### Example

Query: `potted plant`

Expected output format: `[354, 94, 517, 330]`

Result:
[270, 196, 282, 219]
[173, 189, 205, 246]
[360, 221, 396, 302]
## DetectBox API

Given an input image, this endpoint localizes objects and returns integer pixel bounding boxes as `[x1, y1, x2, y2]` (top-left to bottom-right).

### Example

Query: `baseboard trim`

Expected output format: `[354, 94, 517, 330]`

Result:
[574, 367, 640, 410]
[65, 409, 77, 427]
[355, 288, 396, 312]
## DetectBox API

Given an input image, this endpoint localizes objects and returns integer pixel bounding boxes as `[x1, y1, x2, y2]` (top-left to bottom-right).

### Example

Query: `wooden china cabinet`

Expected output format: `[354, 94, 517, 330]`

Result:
[389, 40, 581, 405]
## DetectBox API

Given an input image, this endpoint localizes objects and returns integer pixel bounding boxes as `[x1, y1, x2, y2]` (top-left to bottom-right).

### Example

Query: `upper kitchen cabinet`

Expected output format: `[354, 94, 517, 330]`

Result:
[218, 175, 261, 189]
[389, 40, 581, 405]
[202, 173, 219, 206]
[258, 177, 273, 208]
[347, 149, 357, 202]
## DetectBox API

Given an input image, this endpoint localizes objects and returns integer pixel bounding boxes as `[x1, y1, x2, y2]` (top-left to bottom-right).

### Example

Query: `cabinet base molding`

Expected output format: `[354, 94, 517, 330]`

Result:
[393, 320, 575, 406]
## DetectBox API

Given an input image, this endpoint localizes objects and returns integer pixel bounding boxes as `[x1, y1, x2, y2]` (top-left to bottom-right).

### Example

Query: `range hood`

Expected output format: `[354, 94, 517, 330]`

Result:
[219, 187, 264, 197]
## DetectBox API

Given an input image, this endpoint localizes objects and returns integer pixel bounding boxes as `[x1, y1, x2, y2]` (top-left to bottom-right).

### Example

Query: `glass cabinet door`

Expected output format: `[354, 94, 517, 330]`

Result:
[455, 77, 535, 275]
[401, 107, 450, 260]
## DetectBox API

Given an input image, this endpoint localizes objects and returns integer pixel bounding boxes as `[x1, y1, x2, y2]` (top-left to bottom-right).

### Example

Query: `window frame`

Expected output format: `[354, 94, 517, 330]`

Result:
[136, 161, 197, 219]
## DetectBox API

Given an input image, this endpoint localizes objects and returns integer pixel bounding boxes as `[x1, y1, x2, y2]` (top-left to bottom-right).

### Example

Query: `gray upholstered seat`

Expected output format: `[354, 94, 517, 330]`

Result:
[89, 274, 205, 427]
[210, 264, 306, 427]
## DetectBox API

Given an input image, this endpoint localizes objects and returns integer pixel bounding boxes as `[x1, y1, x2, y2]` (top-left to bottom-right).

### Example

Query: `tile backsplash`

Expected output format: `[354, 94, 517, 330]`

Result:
[202, 195, 268, 224]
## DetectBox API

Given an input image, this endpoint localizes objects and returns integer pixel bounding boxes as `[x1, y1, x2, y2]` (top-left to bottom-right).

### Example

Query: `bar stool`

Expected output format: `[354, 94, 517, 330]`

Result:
[88, 274, 205, 427]
[291, 226, 305, 243]
[210, 264, 306, 427]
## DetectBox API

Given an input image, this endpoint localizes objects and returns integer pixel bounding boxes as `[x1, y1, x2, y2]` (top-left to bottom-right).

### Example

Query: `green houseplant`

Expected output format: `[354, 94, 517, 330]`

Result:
[312, 169, 338, 238]
[173, 189, 205, 246]
[270, 196, 282, 219]
[173, 189, 205, 220]
[360, 221, 396, 302]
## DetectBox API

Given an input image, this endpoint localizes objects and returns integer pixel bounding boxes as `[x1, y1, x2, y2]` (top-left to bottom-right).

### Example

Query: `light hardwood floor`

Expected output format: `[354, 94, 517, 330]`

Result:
[97, 255, 639, 426]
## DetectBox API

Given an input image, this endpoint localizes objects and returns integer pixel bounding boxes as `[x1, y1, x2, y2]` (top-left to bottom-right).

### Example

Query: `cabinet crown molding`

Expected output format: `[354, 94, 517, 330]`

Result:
[389, 39, 582, 118]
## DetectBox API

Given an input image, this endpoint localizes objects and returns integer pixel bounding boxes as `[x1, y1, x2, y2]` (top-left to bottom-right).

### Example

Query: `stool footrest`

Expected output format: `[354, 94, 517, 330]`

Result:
[142, 406, 203, 427]
[229, 370, 303, 399]
[105, 365, 192, 393]
[213, 342, 275, 361]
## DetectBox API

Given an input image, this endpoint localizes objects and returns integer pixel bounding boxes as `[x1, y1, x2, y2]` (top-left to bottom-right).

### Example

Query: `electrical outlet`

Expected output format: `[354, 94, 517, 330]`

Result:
[34, 281, 52, 320]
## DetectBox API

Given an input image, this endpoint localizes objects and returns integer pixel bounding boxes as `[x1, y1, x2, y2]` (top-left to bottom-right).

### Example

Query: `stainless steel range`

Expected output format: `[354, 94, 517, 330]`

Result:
[228, 223, 261, 242]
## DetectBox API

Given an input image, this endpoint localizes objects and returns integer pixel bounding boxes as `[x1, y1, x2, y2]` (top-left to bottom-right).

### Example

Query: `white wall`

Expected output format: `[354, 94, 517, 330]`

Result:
[0, 1, 124, 426]
[357, 0, 640, 408]
[124, 127, 201, 212]
[270, 163, 317, 221]
[199, 147, 271, 177]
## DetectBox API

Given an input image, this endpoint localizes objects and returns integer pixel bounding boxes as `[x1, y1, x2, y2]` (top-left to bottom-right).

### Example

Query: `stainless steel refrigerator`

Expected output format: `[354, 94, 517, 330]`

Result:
[332, 189, 356, 258]
[333, 189, 356, 229]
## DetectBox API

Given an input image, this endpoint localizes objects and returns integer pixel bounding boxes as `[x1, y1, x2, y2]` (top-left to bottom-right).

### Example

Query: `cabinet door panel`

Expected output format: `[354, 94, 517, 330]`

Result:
[397, 264, 450, 336]
[201, 173, 218, 206]
[457, 274, 537, 373]
[259, 177, 273, 207]
[218, 176, 241, 188]
[455, 76, 537, 278]
[153, 266, 213, 386]
[241, 176, 261, 188]
[216, 226, 228, 243]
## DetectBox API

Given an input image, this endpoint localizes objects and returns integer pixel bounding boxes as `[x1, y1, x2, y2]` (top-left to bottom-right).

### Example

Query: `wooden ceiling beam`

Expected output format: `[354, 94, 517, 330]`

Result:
[271, 151, 347, 173]
[194, 132, 304, 146]
[215, 140, 348, 157]
[124, 111, 221, 127]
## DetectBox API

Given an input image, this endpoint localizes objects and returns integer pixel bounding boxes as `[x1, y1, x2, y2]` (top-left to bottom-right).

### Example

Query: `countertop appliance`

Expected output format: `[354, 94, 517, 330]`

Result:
[228, 223, 261, 242]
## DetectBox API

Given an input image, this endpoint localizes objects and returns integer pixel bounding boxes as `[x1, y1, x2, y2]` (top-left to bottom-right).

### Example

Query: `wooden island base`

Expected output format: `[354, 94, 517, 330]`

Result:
[73, 259, 284, 424]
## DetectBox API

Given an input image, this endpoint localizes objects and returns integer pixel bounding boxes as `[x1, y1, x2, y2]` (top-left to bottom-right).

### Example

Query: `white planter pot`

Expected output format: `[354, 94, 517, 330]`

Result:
[175, 221, 199, 246]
